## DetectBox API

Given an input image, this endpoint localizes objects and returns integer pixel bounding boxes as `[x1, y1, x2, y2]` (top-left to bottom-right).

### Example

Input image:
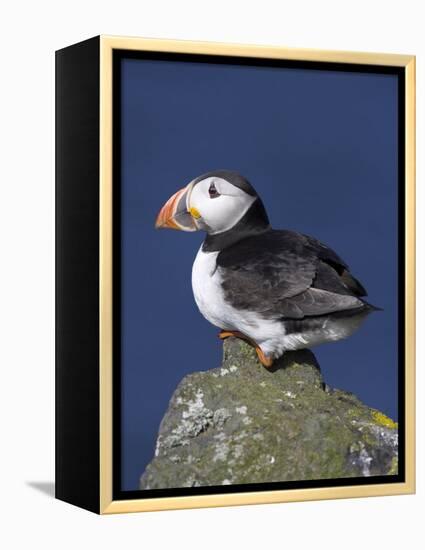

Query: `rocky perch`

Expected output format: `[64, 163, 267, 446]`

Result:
[140, 338, 398, 489]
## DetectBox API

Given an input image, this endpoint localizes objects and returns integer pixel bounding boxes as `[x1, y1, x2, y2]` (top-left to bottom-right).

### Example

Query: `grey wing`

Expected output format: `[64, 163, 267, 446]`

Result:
[217, 230, 364, 320]
[276, 288, 363, 319]
[305, 234, 367, 297]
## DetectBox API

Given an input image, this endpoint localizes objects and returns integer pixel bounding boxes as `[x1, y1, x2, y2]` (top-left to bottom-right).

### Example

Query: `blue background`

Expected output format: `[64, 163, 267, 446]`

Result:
[120, 57, 398, 491]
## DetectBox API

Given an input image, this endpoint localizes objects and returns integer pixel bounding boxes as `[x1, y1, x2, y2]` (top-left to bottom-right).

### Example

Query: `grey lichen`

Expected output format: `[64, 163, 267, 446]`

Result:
[140, 338, 398, 490]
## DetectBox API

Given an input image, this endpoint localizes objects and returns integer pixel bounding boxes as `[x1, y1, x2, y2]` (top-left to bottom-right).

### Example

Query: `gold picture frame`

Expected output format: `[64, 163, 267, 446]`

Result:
[56, 35, 415, 514]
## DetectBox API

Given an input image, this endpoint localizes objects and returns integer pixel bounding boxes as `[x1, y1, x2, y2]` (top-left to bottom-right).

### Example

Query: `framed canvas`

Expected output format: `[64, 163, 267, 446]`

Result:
[55, 35, 415, 514]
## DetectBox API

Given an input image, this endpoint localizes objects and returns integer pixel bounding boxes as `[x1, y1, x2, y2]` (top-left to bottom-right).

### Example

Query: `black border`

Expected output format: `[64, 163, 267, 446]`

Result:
[56, 36, 100, 513]
[112, 50, 406, 501]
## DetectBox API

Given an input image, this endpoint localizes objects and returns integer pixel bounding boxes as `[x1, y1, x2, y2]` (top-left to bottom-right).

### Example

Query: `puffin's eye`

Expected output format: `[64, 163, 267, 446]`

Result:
[208, 182, 220, 199]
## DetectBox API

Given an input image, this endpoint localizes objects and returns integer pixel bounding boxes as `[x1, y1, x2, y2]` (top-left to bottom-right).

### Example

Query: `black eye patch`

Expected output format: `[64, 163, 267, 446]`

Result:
[208, 182, 220, 198]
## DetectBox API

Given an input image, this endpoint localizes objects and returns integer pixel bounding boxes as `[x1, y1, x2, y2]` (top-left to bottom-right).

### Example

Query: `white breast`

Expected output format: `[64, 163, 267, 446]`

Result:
[191, 246, 288, 355]
[191, 246, 233, 331]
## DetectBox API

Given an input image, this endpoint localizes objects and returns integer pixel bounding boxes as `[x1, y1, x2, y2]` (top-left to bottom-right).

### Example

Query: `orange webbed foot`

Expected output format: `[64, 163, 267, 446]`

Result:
[218, 330, 274, 369]
[255, 347, 274, 368]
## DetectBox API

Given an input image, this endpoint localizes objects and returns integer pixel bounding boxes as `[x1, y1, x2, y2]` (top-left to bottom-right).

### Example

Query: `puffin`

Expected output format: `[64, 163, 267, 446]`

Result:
[155, 170, 378, 368]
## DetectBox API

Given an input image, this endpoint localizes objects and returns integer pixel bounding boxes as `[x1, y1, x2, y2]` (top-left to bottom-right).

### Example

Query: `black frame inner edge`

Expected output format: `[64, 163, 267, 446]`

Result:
[112, 49, 406, 501]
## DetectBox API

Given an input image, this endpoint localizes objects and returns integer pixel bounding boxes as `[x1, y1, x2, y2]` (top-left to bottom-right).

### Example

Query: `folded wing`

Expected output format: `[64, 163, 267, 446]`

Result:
[216, 230, 366, 320]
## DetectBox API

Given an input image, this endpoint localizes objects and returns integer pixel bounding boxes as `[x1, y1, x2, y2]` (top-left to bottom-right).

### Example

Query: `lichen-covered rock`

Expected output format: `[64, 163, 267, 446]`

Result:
[140, 338, 398, 489]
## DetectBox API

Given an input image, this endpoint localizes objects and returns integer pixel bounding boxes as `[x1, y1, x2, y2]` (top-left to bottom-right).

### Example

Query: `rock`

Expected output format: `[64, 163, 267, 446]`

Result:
[140, 338, 398, 489]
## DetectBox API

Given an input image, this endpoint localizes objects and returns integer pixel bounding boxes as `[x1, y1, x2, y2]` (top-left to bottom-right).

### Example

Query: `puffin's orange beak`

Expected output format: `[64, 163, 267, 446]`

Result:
[155, 184, 198, 231]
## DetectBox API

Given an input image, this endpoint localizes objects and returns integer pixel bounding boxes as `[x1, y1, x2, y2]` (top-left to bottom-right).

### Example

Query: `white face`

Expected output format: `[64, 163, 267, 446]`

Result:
[188, 176, 256, 234]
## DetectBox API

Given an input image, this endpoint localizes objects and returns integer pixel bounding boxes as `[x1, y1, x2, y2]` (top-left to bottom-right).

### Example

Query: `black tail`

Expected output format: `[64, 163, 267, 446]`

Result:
[360, 300, 383, 312]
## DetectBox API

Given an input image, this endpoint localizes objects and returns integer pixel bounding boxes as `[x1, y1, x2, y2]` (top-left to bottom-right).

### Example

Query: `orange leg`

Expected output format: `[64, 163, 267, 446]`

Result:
[218, 330, 274, 368]
[219, 330, 246, 340]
